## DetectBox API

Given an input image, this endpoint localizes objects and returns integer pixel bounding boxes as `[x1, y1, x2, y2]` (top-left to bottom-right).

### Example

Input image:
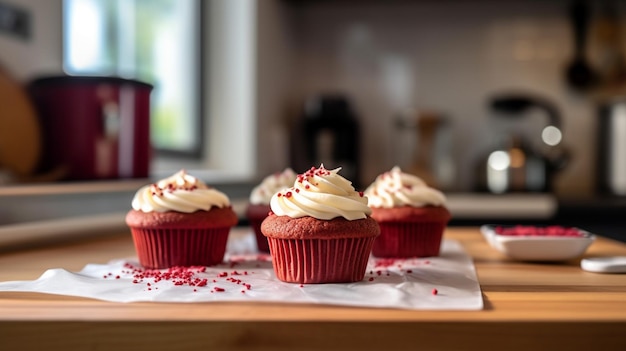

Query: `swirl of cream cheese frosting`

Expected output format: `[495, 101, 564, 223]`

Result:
[249, 168, 297, 205]
[131, 170, 231, 213]
[364, 166, 447, 208]
[269, 165, 371, 221]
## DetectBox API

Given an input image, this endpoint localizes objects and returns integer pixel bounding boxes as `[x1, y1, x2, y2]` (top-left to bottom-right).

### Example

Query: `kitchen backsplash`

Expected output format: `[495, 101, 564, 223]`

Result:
[262, 0, 624, 196]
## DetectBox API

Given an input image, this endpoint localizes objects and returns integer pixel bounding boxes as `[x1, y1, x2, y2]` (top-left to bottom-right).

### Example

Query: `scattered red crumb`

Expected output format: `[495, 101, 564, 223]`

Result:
[406, 270, 413, 273]
[374, 258, 398, 268]
[116, 263, 255, 292]
[368, 277, 374, 282]
[213, 287, 225, 292]
[432, 288, 438, 295]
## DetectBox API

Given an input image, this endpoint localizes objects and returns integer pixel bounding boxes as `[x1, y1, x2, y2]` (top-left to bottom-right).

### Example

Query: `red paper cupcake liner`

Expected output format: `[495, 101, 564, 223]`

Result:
[372, 221, 446, 258]
[267, 236, 376, 284]
[248, 218, 270, 253]
[129, 227, 231, 269]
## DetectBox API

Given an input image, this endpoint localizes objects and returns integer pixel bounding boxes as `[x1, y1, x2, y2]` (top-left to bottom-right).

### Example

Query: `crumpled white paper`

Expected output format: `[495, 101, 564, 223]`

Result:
[0, 238, 483, 310]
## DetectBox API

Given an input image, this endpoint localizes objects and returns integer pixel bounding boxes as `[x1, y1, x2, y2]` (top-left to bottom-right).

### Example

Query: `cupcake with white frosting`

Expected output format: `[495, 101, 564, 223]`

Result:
[261, 165, 380, 284]
[365, 166, 451, 258]
[246, 168, 297, 252]
[125, 170, 238, 269]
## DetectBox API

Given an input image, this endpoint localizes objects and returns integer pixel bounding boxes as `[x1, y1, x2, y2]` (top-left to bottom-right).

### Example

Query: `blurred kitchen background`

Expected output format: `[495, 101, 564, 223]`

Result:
[2, 0, 626, 245]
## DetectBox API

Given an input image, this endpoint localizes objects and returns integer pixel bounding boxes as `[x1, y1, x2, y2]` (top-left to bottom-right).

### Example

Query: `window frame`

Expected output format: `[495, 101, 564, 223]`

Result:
[61, 0, 205, 159]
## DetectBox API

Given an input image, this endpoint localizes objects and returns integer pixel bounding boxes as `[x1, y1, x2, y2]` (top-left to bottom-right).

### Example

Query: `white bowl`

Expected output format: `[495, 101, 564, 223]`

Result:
[480, 224, 596, 261]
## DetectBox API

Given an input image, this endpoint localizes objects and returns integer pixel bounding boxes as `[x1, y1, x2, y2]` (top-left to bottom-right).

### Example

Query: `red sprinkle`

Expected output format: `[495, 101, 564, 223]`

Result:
[432, 288, 438, 295]
[495, 225, 585, 237]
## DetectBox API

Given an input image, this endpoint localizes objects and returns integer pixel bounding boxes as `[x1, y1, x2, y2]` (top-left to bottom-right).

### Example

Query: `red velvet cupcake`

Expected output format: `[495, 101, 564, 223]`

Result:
[365, 167, 451, 258]
[246, 168, 296, 253]
[261, 165, 380, 284]
[125, 170, 238, 269]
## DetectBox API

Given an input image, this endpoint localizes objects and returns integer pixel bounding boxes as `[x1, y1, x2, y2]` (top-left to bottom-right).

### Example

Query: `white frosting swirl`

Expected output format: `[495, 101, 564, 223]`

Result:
[269, 165, 371, 221]
[365, 166, 446, 208]
[249, 168, 297, 205]
[131, 170, 231, 213]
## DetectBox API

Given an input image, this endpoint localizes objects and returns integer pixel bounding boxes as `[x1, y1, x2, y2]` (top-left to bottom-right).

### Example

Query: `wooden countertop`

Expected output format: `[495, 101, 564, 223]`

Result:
[1, 227, 626, 350]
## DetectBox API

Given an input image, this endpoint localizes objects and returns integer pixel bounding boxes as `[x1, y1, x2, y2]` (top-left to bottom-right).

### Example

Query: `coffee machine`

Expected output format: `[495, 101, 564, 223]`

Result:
[290, 95, 361, 187]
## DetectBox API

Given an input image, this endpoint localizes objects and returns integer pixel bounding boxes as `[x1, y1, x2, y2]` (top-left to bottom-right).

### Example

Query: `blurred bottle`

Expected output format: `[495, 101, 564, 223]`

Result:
[591, 0, 626, 87]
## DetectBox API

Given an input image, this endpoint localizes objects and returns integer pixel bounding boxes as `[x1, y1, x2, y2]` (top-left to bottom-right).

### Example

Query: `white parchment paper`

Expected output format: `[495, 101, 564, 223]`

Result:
[0, 235, 483, 310]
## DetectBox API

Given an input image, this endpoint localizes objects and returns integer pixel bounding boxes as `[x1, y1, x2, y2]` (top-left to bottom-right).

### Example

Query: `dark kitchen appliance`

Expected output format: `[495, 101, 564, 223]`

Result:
[290, 95, 361, 187]
[475, 94, 569, 193]
[28, 76, 153, 181]
[565, 0, 596, 91]
[597, 98, 626, 195]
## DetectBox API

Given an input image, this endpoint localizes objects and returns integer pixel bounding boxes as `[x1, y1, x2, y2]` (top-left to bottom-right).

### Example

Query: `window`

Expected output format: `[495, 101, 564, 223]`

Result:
[63, 0, 202, 157]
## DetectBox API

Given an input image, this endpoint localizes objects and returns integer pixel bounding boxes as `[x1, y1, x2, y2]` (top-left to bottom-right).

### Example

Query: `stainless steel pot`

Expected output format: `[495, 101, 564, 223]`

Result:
[598, 98, 626, 195]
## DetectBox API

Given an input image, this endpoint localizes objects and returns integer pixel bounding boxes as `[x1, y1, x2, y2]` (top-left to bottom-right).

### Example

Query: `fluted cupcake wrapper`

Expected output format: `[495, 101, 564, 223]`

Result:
[129, 227, 231, 269]
[267, 237, 376, 284]
[248, 218, 270, 253]
[372, 222, 446, 258]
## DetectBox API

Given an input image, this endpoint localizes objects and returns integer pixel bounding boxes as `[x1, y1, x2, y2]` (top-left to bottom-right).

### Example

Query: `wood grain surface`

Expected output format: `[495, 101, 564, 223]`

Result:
[1, 227, 625, 350]
[0, 64, 40, 178]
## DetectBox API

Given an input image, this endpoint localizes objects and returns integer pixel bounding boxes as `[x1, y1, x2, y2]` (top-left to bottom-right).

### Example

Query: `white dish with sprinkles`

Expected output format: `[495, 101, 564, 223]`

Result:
[480, 224, 596, 262]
